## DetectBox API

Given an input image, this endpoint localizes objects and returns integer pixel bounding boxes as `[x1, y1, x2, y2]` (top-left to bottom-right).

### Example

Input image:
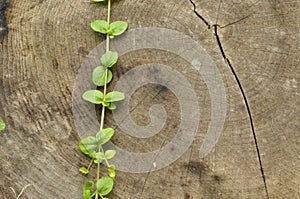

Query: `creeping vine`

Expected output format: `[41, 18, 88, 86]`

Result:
[78, 0, 128, 198]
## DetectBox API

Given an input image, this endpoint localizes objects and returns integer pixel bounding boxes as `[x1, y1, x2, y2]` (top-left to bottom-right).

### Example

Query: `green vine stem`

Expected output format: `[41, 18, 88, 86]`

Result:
[100, 0, 111, 130]
[78, 0, 128, 198]
[96, 1, 111, 198]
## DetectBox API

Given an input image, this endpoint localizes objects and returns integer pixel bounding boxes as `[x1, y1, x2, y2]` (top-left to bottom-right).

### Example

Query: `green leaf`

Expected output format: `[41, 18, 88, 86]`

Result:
[96, 177, 114, 196]
[92, 66, 113, 86]
[94, 152, 105, 163]
[92, 0, 105, 2]
[91, 20, 109, 34]
[80, 167, 89, 175]
[79, 136, 98, 157]
[105, 150, 116, 160]
[108, 165, 116, 179]
[107, 103, 116, 110]
[83, 190, 93, 199]
[96, 128, 115, 145]
[109, 21, 128, 36]
[83, 181, 94, 199]
[82, 90, 103, 104]
[83, 181, 94, 191]
[0, 119, 5, 132]
[105, 91, 125, 102]
[101, 51, 118, 68]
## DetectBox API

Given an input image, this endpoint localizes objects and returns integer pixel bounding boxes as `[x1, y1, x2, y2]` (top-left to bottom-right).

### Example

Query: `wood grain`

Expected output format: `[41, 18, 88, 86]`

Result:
[0, 0, 299, 198]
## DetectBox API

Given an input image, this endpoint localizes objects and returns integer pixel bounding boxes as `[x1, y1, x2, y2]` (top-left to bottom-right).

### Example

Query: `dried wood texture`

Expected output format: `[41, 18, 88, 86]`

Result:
[0, 0, 299, 198]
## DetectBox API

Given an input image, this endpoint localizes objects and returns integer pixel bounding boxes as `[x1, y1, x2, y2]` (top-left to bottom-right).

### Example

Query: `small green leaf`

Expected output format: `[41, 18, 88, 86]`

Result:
[83, 190, 93, 199]
[80, 167, 89, 175]
[105, 150, 116, 160]
[83, 181, 94, 199]
[96, 128, 115, 145]
[101, 101, 110, 107]
[92, 0, 105, 2]
[92, 67, 113, 86]
[94, 152, 105, 163]
[96, 177, 114, 196]
[107, 103, 116, 110]
[0, 119, 5, 132]
[109, 21, 128, 36]
[83, 181, 94, 191]
[108, 165, 116, 179]
[105, 91, 125, 102]
[83, 90, 103, 104]
[91, 20, 109, 34]
[101, 51, 118, 68]
[79, 136, 98, 157]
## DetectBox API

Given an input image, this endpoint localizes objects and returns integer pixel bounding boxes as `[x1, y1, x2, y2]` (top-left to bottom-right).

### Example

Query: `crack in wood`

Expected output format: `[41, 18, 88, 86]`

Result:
[213, 25, 269, 198]
[0, 0, 7, 41]
[189, 0, 211, 29]
[188, 0, 270, 198]
[219, 14, 251, 28]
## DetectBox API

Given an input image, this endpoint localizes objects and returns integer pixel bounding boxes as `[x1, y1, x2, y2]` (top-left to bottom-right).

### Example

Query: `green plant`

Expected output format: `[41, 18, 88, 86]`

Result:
[0, 118, 5, 132]
[78, 0, 127, 198]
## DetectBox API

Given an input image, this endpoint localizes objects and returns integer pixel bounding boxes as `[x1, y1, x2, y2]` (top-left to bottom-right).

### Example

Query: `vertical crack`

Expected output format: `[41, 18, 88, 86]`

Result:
[213, 25, 269, 198]
[188, 1, 269, 198]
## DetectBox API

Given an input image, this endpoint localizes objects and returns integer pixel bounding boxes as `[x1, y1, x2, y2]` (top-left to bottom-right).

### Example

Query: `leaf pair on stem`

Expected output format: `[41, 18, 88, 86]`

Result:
[91, 20, 128, 38]
[83, 178, 113, 199]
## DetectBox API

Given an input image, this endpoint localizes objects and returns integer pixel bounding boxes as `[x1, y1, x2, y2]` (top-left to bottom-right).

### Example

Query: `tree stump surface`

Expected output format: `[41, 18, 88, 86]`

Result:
[0, 0, 299, 198]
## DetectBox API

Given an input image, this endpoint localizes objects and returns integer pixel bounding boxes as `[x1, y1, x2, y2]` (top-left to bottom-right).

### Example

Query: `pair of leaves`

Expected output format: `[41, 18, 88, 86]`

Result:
[83, 177, 114, 199]
[0, 119, 5, 132]
[80, 160, 116, 178]
[91, 20, 128, 38]
[82, 90, 125, 110]
[94, 150, 116, 163]
[79, 128, 115, 159]
[108, 165, 116, 179]
[92, 51, 118, 87]
[83, 90, 124, 103]
[80, 162, 116, 177]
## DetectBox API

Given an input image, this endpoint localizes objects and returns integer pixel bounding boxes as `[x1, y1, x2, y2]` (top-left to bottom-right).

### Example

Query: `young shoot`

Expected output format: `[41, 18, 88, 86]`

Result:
[78, 0, 128, 198]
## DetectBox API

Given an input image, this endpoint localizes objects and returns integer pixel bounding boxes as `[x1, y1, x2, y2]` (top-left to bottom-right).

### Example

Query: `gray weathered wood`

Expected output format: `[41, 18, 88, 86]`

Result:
[0, 0, 299, 198]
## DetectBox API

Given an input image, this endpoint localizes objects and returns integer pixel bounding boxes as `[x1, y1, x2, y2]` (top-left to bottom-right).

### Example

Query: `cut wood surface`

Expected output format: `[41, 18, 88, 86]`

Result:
[0, 0, 299, 198]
